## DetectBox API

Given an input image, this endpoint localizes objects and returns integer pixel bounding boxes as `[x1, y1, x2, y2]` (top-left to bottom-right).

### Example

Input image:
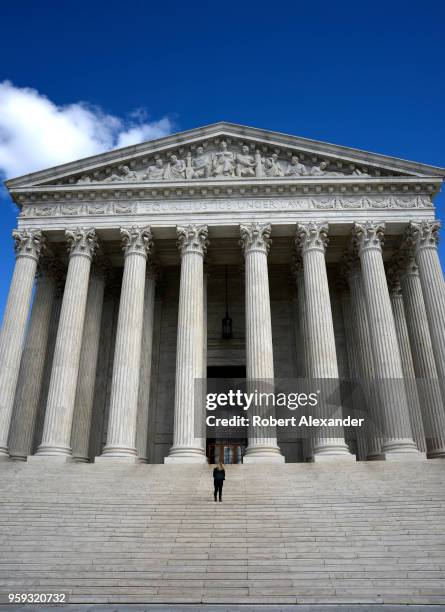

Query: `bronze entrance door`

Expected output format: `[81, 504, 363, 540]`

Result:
[207, 441, 245, 464]
[206, 366, 247, 465]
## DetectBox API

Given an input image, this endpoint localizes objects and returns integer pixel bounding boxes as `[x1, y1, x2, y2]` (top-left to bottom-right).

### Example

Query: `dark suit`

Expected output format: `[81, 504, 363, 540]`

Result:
[213, 467, 225, 501]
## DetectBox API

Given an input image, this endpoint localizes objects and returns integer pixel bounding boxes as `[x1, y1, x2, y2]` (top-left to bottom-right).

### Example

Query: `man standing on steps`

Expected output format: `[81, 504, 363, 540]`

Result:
[213, 461, 225, 502]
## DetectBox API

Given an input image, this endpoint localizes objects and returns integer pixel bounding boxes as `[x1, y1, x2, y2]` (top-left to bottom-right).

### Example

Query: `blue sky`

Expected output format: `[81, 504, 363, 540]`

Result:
[0, 0, 444, 317]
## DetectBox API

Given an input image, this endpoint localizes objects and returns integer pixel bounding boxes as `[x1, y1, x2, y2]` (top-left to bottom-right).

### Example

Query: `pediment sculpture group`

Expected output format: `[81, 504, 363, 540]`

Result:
[77, 140, 371, 184]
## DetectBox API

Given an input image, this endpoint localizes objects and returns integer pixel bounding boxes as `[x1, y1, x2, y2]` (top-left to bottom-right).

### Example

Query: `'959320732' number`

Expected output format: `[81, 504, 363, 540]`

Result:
[8, 593, 67, 603]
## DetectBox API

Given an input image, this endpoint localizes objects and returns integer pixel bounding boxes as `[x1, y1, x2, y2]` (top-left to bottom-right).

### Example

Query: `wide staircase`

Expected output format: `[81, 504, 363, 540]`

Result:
[1, 459, 445, 606]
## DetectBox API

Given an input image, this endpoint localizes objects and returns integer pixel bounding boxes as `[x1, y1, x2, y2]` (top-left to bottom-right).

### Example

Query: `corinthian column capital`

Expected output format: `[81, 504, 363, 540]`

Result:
[352, 221, 385, 253]
[177, 224, 209, 257]
[121, 225, 153, 258]
[407, 220, 441, 252]
[12, 229, 45, 261]
[240, 222, 272, 256]
[66, 227, 98, 260]
[295, 222, 329, 254]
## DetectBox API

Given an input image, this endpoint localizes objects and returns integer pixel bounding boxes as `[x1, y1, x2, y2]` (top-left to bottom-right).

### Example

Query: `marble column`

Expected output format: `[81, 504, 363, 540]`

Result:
[295, 222, 353, 461]
[71, 261, 108, 462]
[88, 279, 119, 458]
[9, 258, 63, 460]
[203, 262, 209, 381]
[292, 255, 313, 460]
[339, 287, 368, 461]
[344, 257, 381, 459]
[135, 263, 157, 462]
[32, 292, 64, 453]
[0, 229, 44, 458]
[240, 223, 284, 463]
[406, 220, 445, 401]
[387, 268, 427, 454]
[292, 255, 310, 378]
[201, 263, 209, 455]
[352, 222, 423, 460]
[35, 228, 97, 459]
[165, 224, 208, 463]
[100, 226, 152, 460]
[399, 255, 445, 457]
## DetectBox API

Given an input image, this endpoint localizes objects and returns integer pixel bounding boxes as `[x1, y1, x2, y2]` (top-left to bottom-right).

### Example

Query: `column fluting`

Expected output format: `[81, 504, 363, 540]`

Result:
[135, 263, 157, 462]
[100, 226, 152, 459]
[292, 255, 313, 460]
[296, 222, 353, 461]
[71, 261, 108, 462]
[352, 222, 423, 460]
[399, 255, 445, 457]
[36, 228, 97, 458]
[0, 229, 44, 458]
[345, 258, 382, 459]
[165, 224, 208, 463]
[240, 223, 284, 463]
[32, 292, 64, 453]
[339, 288, 368, 461]
[387, 269, 427, 454]
[9, 258, 63, 460]
[406, 220, 445, 401]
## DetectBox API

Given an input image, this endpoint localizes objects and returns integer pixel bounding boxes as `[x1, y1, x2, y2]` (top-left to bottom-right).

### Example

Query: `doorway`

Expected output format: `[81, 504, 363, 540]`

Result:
[207, 365, 246, 378]
[206, 365, 247, 464]
[207, 440, 246, 464]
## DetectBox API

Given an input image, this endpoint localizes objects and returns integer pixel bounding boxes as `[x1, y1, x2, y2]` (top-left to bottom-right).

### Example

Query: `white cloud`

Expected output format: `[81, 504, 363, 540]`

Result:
[0, 81, 174, 179]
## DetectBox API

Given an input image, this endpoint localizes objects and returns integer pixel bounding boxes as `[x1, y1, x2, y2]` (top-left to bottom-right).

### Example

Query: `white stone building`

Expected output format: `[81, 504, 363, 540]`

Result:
[1, 122, 445, 465]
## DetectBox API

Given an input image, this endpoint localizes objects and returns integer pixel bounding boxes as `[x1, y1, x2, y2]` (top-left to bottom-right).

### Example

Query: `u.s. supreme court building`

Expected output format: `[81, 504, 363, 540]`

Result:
[1, 122, 445, 466]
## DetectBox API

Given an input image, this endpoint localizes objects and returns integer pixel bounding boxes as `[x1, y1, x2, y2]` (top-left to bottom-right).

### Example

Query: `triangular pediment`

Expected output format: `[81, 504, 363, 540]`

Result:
[5, 122, 445, 191]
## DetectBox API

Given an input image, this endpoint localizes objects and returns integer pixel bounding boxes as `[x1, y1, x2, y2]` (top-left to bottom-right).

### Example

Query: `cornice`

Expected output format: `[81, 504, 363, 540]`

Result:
[10, 176, 441, 211]
[5, 122, 445, 189]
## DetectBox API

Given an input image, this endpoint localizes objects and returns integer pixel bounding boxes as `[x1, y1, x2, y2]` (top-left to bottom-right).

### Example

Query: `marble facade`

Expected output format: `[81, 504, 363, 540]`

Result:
[1, 122, 445, 464]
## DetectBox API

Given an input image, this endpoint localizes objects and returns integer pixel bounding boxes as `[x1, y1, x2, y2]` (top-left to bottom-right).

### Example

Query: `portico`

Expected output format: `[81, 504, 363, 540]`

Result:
[1, 123, 445, 464]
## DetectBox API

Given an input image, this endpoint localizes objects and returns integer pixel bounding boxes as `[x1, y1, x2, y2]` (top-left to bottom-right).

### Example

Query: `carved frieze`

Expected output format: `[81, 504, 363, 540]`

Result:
[18, 194, 433, 219]
[66, 137, 396, 186]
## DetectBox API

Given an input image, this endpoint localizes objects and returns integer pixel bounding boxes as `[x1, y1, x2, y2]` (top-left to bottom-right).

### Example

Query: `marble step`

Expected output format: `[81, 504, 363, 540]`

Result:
[0, 460, 444, 604]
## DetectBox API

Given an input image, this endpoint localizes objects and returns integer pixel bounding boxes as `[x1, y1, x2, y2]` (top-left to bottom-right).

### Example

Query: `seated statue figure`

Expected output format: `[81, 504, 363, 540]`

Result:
[310, 161, 329, 176]
[164, 155, 186, 180]
[235, 145, 256, 177]
[311, 160, 344, 176]
[352, 166, 371, 177]
[105, 165, 137, 182]
[286, 155, 307, 176]
[212, 141, 235, 177]
[78, 174, 92, 183]
[264, 153, 284, 177]
[144, 158, 165, 180]
[191, 146, 212, 178]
